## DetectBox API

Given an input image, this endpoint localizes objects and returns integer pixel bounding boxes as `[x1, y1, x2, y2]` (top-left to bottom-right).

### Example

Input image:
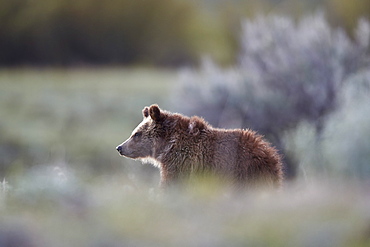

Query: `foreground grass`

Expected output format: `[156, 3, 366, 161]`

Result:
[0, 170, 369, 247]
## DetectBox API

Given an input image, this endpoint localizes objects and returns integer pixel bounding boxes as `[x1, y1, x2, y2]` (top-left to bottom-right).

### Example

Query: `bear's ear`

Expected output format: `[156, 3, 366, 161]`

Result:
[188, 121, 199, 135]
[149, 104, 162, 122]
[188, 117, 205, 136]
[142, 107, 149, 118]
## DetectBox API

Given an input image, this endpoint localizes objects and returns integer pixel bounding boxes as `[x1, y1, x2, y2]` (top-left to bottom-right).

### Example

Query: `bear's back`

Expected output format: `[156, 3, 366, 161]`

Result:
[198, 127, 283, 188]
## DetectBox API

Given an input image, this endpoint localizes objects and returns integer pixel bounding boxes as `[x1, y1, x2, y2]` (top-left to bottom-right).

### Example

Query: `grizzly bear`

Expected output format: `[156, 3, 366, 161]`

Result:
[116, 104, 283, 189]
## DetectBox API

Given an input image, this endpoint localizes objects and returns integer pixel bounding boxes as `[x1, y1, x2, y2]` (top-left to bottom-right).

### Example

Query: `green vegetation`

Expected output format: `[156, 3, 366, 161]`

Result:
[0, 68, 174, 182]
[1, 1, 369, 244]
[175, 14, 370, 180]
[1, 172, 369, 246]
[0, 68, 369, 246]
[0, 0, 228, 66]
[1, 0, 368, 66]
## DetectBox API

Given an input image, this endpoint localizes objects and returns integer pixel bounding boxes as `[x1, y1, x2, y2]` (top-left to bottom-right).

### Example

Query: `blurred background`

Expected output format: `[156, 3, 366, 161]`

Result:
[1, 0, 370, 246]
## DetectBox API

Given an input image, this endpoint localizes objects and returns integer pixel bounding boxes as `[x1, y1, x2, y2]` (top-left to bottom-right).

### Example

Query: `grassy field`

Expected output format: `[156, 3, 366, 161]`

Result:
[1, 174, 369, 247]
[0, 68, 175, 182]
[0, 69, 369, 246]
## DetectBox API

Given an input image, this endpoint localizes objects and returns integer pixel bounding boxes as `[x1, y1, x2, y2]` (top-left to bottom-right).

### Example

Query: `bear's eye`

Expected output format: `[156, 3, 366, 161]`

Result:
[133, 132, 142, 138]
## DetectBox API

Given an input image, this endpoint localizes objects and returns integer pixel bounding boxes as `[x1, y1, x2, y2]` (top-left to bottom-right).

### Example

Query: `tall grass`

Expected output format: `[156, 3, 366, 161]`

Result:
[1, 169, 369, 247]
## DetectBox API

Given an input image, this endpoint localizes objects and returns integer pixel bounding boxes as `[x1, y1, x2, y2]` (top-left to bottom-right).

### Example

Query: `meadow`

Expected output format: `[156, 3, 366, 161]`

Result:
[0, 68, 176, 181]
[0, 68, 369, 246]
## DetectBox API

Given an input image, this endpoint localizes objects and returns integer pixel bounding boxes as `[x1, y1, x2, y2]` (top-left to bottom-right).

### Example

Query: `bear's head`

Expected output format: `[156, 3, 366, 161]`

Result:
[116, 104, 169, 161]
[116, 104, 207, 165]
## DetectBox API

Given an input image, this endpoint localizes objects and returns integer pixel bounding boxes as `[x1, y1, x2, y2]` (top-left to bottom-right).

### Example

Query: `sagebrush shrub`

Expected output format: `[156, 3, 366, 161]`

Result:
[174, 13, 370, 178]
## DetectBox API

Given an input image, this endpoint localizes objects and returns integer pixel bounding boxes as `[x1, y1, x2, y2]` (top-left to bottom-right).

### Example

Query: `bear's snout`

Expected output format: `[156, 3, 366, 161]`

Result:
[116, 145, 123, 155]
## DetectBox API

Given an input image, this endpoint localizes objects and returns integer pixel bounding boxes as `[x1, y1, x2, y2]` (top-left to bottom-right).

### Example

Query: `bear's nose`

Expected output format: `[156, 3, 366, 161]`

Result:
[116, 145, 122, 153]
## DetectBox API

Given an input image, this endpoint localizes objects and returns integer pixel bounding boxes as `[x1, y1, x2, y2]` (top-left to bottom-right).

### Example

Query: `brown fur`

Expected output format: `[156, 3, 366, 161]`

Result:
[116, 104, 283, 189]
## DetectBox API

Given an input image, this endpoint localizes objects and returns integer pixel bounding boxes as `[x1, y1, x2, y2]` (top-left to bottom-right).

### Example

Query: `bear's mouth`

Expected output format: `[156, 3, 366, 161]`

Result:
[116, 145, 138, 158]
